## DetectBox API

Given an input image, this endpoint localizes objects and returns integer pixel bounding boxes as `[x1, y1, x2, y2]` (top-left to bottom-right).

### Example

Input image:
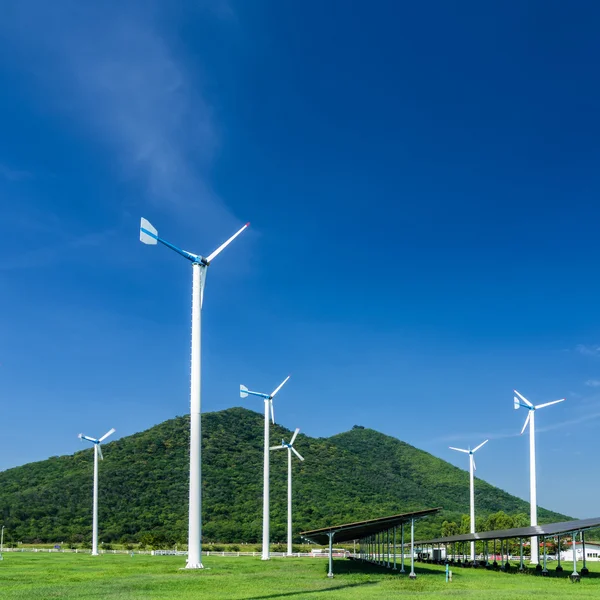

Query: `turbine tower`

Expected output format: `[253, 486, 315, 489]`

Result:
[78, 428, 115, 556]
[449, 439, 488, 565]
[271, 427, 305, 556]
[240, 376, 290, 560]
[514, 389, 565, 565]
[140, 217, 249, 568]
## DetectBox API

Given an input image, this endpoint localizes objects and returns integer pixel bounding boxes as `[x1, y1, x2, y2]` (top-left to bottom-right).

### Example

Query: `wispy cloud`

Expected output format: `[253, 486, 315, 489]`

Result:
[576, 344, 600, 358]
[585, 379, 600, 387]
[0, 164, 33, 182]
[0, 228, 118, 271]
[434, 402, 600, 445]
[0, 1, 236, 230]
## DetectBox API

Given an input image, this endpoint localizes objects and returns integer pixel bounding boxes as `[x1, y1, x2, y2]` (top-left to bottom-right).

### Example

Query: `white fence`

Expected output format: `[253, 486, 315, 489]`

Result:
[1, 548, 348, 558]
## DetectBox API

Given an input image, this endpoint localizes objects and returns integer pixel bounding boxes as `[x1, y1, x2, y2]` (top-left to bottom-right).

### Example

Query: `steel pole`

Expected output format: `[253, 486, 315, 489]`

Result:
[469, 453, 476, 563]
[400, 523, 405, 573]
[261, 398, 270, 560]
[582, 531, 588, 575]
[287, 448, 292, 555]
[91, 444, 99, 556]
[529, 410, 539, 564]
[186, 263, 204, 568]
[571, 531, 579, 579]
[409, 519, 416, 579]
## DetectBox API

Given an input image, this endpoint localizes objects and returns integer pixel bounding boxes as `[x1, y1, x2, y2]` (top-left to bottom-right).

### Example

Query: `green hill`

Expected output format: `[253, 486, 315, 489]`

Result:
[0, 407, 568, 545]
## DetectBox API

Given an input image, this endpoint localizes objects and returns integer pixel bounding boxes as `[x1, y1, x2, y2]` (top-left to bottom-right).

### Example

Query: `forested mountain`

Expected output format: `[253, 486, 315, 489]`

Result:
[0, 407, 568, 545]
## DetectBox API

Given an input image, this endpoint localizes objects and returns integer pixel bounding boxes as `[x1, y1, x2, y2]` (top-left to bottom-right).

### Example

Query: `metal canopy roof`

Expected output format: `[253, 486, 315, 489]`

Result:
[300, 508, 442, 546]
[417, 516, 600, 546]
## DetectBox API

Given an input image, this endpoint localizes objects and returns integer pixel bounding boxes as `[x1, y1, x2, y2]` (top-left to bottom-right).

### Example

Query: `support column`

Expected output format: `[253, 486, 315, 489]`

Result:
[581, 531, 589, 576]
[556, 535, 563, 572]
[519, 538, 525, 572]
[542, 536, 548, 575]
[570, 531, 579, 582]
[327, 532, 335, 579]
[387, 528, 390, 569]
[393, 526, 397, 570]
[400, 523, 405, 573]
[409, 518, 416, 580]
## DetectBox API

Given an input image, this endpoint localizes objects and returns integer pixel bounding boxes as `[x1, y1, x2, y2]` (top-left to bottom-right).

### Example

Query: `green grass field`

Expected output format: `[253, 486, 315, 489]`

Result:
[1, 554, 599, 599]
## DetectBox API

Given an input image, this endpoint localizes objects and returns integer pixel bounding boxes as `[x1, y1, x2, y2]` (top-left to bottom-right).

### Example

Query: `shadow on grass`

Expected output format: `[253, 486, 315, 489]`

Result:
[498, 564, 600, 579]
[334, 559, 444, 577]
[244, 581, 377, 600]
[438, 562, 600, 579]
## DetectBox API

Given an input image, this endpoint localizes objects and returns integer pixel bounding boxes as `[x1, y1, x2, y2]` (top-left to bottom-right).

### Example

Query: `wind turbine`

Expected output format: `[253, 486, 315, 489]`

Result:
[514, 389, 565, 565]
[78, 428, 115, 556]
[270, 427, 305, 556]
[449, 439, 488, 565]
[240, 376, 290, 560]
[140, 217, 249, 569]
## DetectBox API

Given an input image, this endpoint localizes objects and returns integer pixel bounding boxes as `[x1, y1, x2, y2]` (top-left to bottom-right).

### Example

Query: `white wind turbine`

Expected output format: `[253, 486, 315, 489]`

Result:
[141, 218, 249, 569]
[270, 427, 305, 556]
[514, 389, 565, 565]
[449, 439, 488, 564]
[78, 428, 116, 556]
[240, 376, 290, 560]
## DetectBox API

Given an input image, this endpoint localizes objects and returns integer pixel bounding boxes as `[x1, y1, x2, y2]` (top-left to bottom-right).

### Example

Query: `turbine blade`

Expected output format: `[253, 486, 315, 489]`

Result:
[449, 447, 469, 453]
[270, 399, 275, 424]
[97, 445, 104, 461]
[535, 398, 565, 410]
[472, 439, 488, 453]
[99, 428, 116, 442]
[140, 218, 158, 245]
[292, 447, 304, 461]
[206, 222, 250, 263]
[472, 456, 477, 471]
[80, 435, 97, 444]
[290, 428, 300, 445]
[270, 446, 285, 451]
[514, 396, 520, 410]
[240, 384, 249, 399]
[270, 375, 291, 399]
[513, 390, 533, 407]
[520, 412, 531, 435]
[200, 267, 206, 309]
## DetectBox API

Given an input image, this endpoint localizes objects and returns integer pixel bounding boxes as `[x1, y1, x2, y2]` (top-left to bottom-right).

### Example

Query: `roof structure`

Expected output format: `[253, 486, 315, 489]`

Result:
[417, 516, 600, 545]
[300, 508, 441, 546]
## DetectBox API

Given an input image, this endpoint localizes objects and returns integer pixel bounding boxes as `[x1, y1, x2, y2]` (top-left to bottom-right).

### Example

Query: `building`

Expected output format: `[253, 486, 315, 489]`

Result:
[560, 541, 600, 562]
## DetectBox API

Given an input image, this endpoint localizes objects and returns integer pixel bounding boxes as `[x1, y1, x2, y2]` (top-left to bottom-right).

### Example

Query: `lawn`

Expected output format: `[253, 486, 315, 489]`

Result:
[1, 553, 599, 599]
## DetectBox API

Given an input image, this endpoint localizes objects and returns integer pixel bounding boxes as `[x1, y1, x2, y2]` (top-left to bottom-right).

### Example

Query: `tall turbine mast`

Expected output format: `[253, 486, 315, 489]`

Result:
[141, 218, 249, 569]
[240, 376, 291, 560]
[271, 427, 304, 556]
[514, 389, 565, 565]
[449, 439, 488, 565]
[78, 428, 115, 556]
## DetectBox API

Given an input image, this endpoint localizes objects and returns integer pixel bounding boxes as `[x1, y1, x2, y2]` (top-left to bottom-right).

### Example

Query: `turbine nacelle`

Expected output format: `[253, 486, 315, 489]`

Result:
[449, 439, 488, 470]
[514, 390, 565, 435]
[239, 376, 291, 425]
[140, 218, 250, 266]
[78, 428, 116, 460]
[270, 428, 304, 461]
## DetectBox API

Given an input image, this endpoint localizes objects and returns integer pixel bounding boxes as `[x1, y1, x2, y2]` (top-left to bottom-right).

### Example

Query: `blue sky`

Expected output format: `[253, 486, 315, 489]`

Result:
[1, 0, 600, 519]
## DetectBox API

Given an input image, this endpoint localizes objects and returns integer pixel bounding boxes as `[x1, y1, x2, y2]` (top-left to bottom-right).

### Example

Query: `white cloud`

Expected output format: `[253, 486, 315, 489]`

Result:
[0, 164, 32, 182]
[0, 1, 236, 231]
[585, 379, 600, 387]
[576, 344, 600, 358]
